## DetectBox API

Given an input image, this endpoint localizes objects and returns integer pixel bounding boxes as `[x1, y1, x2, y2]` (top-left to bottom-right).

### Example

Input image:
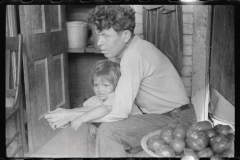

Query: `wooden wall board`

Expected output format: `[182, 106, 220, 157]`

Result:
[191, 5, 211, 121]
[210, 5, 235, 106]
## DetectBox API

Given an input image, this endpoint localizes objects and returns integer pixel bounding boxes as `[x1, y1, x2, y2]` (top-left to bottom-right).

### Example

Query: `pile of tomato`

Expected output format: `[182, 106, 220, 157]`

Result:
[147, 121, 234, 158]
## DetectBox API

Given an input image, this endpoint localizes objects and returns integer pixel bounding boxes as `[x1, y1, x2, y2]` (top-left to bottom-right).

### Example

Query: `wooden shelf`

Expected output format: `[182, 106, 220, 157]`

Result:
[68, 46, 102, 54]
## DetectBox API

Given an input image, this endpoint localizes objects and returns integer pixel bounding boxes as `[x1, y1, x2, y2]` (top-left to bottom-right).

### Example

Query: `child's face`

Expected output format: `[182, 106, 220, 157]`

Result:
[93, 76, 115, 100]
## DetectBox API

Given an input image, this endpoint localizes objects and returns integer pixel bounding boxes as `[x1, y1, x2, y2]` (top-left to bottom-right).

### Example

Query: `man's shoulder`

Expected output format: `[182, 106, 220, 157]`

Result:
[126, 36, 158, 58]
[133, 36, 156, 49]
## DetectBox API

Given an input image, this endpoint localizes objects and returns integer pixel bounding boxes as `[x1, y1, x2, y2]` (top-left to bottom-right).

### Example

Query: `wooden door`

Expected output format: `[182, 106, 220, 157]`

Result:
[19, 5, 70, 153]
[210, 5, 235, 106]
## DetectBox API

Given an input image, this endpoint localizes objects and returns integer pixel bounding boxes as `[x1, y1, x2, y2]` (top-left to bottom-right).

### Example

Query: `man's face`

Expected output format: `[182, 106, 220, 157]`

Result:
[96, 27, 126, 59]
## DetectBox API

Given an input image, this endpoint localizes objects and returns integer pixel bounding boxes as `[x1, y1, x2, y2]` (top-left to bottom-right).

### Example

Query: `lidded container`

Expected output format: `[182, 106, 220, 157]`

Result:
[67, 21, 88, 48]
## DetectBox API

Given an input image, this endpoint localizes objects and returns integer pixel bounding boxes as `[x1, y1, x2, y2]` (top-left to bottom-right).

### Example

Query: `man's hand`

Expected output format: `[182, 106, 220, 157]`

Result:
[45, 108, 76, 129]
[71, 116, 84, 131]
[45, 108, 68, 123]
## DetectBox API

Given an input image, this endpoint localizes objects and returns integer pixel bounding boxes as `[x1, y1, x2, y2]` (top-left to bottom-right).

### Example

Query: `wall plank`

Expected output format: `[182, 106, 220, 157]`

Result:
[210, 5, 235, 106]
[191, 5, 211, 121]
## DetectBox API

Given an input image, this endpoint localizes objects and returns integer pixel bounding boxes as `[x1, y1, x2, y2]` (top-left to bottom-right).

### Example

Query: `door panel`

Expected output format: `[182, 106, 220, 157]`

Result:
[34, 58, 50, 120]
[51, 54, 66, 109]
[49, 5, 62, 32]
[31, 5, 46, 34]
[19, 5, 69, 153]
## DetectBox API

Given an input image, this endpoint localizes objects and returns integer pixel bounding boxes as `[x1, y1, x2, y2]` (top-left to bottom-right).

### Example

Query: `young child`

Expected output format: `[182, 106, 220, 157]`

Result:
[71, 59, 142, 136]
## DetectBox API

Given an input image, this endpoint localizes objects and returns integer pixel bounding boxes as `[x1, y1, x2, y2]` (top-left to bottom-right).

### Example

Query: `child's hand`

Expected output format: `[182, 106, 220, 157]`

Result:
[71, 116, 84, 131]
[88, 124, 98, 137]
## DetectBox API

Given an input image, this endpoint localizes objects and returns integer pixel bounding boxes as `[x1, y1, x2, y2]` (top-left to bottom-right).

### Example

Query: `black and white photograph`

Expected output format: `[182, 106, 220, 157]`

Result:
[5, 4, 235, 158]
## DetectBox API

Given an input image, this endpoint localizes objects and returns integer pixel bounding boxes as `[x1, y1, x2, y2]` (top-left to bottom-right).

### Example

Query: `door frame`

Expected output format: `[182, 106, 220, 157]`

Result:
[6, 5, 29, 153]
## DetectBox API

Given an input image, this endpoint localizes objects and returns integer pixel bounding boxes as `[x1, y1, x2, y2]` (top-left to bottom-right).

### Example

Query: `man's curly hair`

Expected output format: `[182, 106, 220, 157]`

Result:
[88, 5, 136, 34]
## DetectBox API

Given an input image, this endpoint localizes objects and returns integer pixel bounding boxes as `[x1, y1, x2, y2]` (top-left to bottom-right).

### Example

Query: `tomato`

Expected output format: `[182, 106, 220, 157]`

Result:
[147, 135, 166, 152]
[205, 128, 217, 139]
[191, 121, 212, 131]
[216, 125, 234, 135]
[174, 124, 187, 139]
[185, 129, 209, 151]
[226, 133, 235, 141]
[155, 145, 176, 157]
[197, 147, 214, 157]
[222, 140, 234, 157]
[161, 126, 175, 144]
[183, 148, 198, 160]
[213, 124, 223, 132]
[211, 156, 225, 160]
[170, 138, 185, 154]
[210, 134, 231, 155]
[182, 156, 197, 160]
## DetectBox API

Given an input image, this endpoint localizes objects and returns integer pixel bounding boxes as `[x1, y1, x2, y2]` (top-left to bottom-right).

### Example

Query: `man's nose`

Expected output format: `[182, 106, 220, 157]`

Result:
[97, 36, 104, 47]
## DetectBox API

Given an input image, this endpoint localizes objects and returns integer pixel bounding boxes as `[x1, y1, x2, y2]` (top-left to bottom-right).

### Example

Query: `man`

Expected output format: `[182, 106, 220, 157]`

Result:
[45, 5, 197, 157]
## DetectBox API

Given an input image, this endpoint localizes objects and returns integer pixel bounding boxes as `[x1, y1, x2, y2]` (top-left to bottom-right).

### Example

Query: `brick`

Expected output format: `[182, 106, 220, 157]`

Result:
[133, 5, 143, 13]
[183, 23, 193, 34]
[183, 13, 194, 24]
[135, 12, 143, 24]
[181, 66, 193, 77]
[183, 45, 193, 56]
[185, 86, 192, 98]
[134, 23, 143, 34]
[183, 35, 193, 45]
[183, 56, 193, 66]
[182, 77, 192, 87]
[182, 5, 194, 13]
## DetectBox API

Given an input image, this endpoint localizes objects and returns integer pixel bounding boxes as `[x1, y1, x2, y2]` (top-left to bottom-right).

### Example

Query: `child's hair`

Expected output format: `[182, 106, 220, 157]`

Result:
[90, 60, 121, 89]
[88, 5, 135, 34]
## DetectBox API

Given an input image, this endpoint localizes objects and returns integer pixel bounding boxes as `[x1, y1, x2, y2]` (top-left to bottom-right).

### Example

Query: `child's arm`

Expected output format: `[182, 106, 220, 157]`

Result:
[71, 104, 112, 130]
[71, 106, 94, 112]
[81, 104, 112, 122]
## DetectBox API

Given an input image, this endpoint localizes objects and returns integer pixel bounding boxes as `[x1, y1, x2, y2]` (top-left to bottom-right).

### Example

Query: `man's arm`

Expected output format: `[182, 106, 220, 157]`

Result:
[103, 54, 142, 120]
[45, 105, 105, 129]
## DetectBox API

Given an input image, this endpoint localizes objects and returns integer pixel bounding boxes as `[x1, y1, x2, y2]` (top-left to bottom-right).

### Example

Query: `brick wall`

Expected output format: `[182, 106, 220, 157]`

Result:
[181, 5, 194, 98]
[131, 5, 194, 98]
[131, 5, 144, 39]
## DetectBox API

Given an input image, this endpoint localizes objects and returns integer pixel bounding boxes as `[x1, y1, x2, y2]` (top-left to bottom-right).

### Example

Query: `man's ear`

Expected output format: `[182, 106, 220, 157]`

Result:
[122, 30, 132, 43]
